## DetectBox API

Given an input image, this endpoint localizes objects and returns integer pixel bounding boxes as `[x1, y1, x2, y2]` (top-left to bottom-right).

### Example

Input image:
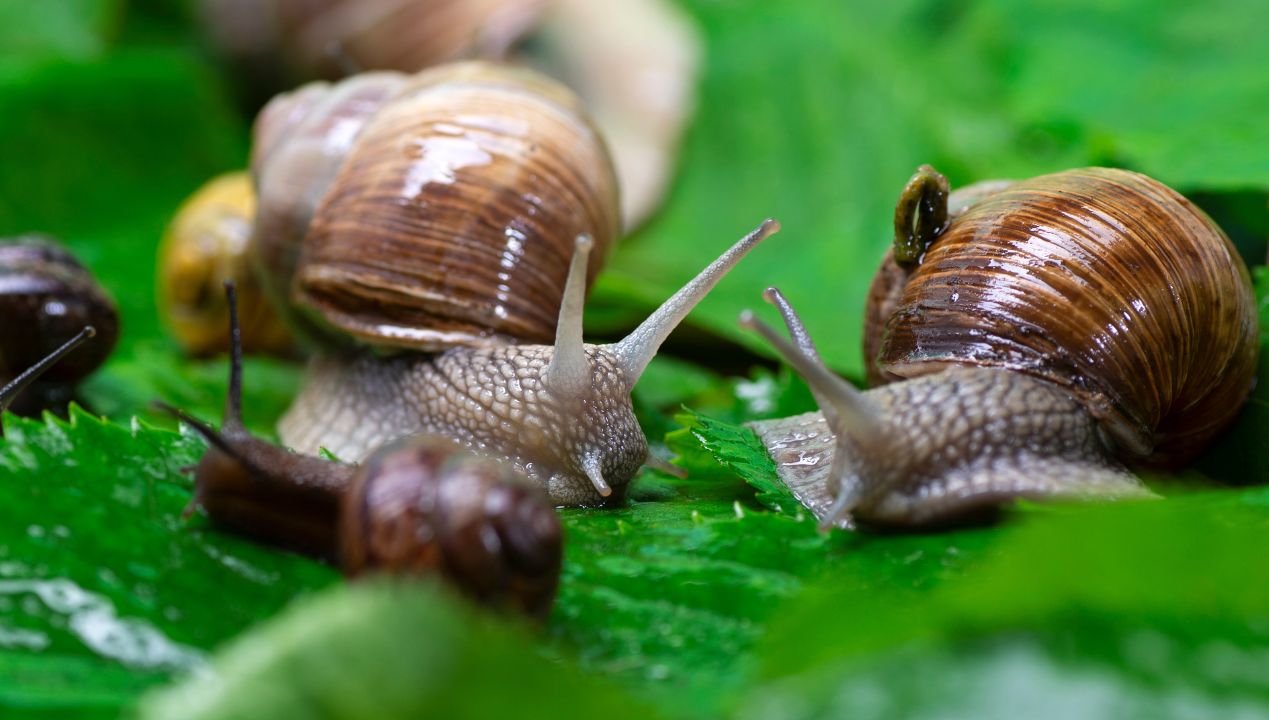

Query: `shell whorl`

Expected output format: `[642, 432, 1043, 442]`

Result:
[866, 167, 1258, 467]
[253, 61, 619, 351]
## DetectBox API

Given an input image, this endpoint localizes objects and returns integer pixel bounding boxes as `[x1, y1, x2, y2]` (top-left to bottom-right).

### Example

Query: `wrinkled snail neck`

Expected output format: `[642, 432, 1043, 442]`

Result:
[0, 325, 96, 426]
[539, 218, 782, 497]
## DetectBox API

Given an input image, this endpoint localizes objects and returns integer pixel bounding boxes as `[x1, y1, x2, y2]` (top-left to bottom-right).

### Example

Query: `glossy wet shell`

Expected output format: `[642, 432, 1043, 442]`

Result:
[159, 172, 293, 357]
[865, 168, 1257, 467]
[0, 236, 118, 384]
[294, 61, 619, 350]
[340, 435, 563, 619]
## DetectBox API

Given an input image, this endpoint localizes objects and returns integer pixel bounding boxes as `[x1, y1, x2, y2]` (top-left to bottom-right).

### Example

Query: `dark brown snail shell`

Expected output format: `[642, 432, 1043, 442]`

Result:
[0, 236, 118, 414]
[341, 435, 562, 619]
[864, 167, 1258, 468]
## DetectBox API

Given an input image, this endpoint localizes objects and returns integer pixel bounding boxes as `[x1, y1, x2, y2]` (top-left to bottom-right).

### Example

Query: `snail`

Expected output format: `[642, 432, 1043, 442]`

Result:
[159, 172, 294, 358]
[0, 236, 118, 417]
[201, 0, 699, 229]
[164, 284, 563, 619]
[248, 60, 780, 506]
[741, 166, 1258, 528]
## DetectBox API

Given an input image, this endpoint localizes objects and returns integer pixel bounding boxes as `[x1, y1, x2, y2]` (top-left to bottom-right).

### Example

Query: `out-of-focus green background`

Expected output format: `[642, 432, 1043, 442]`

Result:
[1, 1, 1267, 719]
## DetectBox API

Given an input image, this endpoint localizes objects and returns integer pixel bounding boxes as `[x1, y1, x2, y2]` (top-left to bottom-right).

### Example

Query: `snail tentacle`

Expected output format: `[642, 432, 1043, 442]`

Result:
[544, 234, 594, 399]
[0, 326, 96, 417]
[609, 219, 780, 384]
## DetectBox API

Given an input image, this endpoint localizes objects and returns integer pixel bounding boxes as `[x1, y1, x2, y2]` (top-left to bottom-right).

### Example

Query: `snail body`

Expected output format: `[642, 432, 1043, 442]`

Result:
[173, 285, 562, 619]
[249, 61, 778, 505]
[0, 236, 118, 416]
[744, 166, 1257, 528]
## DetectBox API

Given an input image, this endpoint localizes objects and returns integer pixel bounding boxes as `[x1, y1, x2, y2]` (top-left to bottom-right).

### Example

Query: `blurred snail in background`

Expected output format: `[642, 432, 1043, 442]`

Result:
[200, 0, 700, 228]
[167, 285, 562, 619]
[742, 166, 1257, 528]
[159, 172, 294, 357]
[244, 60, 778, 506]
[0, 236, 118, 417]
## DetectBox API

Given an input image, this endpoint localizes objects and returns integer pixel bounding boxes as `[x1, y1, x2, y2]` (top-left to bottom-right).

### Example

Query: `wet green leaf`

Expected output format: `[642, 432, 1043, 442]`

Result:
[139, 581, 661, 720]
[0, 411, 337, 716]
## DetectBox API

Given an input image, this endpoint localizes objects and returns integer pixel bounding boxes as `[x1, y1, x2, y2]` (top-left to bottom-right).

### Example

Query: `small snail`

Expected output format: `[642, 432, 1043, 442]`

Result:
[159, 172, 295, 358]
[0, 236, 118, 416]
[166, 284, 563, 619]
[742, 166, 1258, 528]
[248, 60, 779, 506]
[202, 0, 699, 229]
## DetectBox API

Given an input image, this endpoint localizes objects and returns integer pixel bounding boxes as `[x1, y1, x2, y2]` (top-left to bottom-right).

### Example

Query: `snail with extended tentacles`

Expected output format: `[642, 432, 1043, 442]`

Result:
[742, 166, 1258, 528]
[0, 235, 118, 418]
[166, 284, 563, 619]
[239, 60, 778, 507]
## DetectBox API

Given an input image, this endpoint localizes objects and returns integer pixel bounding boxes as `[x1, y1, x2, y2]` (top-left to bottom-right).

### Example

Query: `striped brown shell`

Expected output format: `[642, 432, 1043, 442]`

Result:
[252, 61, 619, 350]
[340, 435, 562, 619]
[864, 168, 1258, 468]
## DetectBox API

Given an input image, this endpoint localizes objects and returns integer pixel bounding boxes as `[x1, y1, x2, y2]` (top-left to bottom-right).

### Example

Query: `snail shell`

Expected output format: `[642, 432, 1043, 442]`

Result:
[864, 168, 1257, 468]
[159, 172, 294, 357]
[201, 0, 547, 93]
[342, 435, 562, 618]
[0, 236, 118, 413]
[252, 61, 619, 351]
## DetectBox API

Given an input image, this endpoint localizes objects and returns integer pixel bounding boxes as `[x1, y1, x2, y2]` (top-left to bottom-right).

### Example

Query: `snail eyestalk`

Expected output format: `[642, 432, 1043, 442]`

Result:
[0, 325, 96, 417]
[893, 164, 949, 266]
[738, 309, 879, 445]
[223, 281, 245, 433]
[610, 219, 780, 384]
[544, 235, 594, 398]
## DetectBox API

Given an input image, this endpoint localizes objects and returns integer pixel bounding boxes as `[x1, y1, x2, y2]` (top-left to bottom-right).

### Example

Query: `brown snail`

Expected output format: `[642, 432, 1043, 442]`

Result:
[247, 60, 779, 506]
[742, 166, 1258, 528]
[166, 284, 563, 619]
[0, 235, 118, 417]
[201, 0, 699, 229]
[159, 172, 295, 358]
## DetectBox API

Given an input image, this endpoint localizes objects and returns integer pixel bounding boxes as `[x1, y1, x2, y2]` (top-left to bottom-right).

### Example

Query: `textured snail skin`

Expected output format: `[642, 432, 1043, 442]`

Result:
[279, 346, 646, 507]
[750, 367, 1146, 528]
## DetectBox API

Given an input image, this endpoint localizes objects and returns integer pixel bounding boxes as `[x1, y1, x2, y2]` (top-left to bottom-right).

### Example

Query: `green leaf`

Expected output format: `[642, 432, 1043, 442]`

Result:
[139, 581, 662, 720]
[742, 487, 1269, 719]
[0, 411, 337, 716]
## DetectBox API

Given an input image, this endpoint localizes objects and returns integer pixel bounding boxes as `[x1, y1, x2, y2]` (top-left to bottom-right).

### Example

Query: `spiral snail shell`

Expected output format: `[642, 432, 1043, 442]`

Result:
[246, 60, 777, 505]
[171, 284, 561, 619]
[743, 166, 1257, 528]
[0, 236, 118, 416]
[252, 61, 619, 351]
[159, 172, 294, 358]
